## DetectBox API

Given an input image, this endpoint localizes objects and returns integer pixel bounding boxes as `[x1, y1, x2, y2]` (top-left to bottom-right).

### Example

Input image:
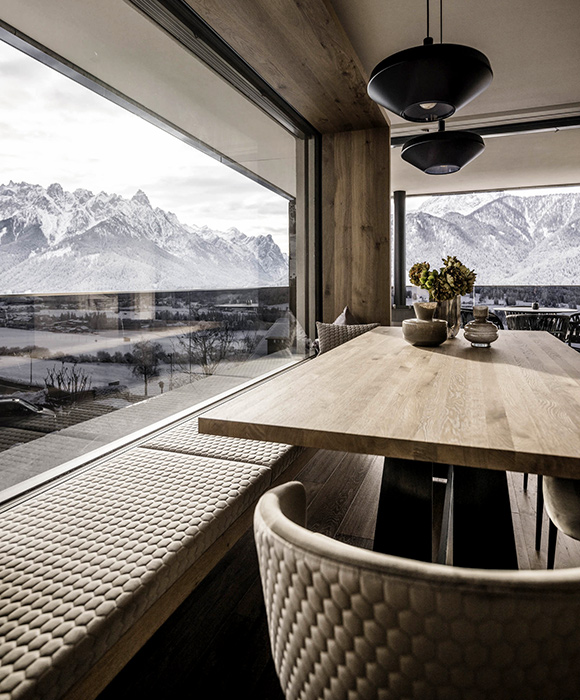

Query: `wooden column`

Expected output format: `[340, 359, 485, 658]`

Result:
[322, 127, 391, 326]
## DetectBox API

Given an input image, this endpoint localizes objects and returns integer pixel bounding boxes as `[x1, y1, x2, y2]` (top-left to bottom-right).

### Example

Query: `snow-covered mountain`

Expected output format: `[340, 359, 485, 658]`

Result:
[406, 191, 580, 285]
[0, 181, 289, 293]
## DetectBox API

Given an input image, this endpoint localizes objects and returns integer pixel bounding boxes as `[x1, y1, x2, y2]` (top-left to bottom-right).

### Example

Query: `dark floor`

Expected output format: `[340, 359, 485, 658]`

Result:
[96, 450, 580, 699]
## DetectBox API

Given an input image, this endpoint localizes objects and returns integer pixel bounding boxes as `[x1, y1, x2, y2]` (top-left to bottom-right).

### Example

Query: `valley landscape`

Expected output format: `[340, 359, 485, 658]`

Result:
[0, 181, 296, 454]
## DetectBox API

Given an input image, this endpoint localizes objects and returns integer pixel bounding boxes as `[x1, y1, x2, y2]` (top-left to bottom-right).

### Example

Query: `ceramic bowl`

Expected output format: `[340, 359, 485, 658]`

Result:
[402, 318, 448, 347]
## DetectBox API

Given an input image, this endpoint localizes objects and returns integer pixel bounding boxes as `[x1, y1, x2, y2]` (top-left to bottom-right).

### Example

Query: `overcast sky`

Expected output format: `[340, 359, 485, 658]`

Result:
[0, 40, 290, 253]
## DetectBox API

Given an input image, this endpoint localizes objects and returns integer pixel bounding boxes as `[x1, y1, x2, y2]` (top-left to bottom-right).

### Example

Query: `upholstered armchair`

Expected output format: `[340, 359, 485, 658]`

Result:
[254, 481, 580, 699]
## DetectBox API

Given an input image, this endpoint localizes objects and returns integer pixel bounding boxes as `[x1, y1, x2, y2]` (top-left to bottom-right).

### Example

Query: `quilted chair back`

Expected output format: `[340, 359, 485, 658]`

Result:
[506, 312, 570, 340]
[254, 481, 580, 700]
[566, 312, 580, 347]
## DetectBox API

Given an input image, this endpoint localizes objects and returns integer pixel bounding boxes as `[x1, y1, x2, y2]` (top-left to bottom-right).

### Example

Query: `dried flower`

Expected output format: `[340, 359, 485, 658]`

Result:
[409, 256, 476, 301]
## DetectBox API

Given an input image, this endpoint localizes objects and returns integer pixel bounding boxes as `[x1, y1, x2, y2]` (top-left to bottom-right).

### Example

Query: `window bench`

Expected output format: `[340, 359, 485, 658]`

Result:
[0, 410, 316, 700]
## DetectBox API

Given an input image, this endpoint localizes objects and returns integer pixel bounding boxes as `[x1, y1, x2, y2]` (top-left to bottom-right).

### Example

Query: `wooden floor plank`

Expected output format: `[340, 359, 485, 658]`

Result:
[306, 451, 372, 538]
[337, 454, 382, 540]
[301, 479, 324, 506]
[296, 448, 344, 484]
[551, 528, 580, 569]
[193, 576, 279, 697]
[511, 505, 532, 570]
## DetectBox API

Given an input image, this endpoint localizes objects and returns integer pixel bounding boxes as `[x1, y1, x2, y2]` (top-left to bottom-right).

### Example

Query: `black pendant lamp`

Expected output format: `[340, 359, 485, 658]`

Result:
[401, 120, 485, 174]
[367, 0, 492, 122]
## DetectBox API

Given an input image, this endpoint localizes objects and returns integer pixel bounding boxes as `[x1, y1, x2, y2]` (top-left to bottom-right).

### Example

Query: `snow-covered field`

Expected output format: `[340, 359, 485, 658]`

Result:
[0, 326, 183, 396]
[0, 325, 271, 397]
[0, 325, 196, 354]
[0, 355, 139, 390]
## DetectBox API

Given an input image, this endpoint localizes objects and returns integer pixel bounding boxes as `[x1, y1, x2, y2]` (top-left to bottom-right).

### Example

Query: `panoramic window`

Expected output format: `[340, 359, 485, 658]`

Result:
[0, 31, 312, 493]
[405, 185, 580, 309]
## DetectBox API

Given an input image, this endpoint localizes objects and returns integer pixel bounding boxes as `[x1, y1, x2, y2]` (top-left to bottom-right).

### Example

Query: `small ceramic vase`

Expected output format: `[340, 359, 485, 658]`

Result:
[464, 305, 499, 348]
[402, 302, 448, 347]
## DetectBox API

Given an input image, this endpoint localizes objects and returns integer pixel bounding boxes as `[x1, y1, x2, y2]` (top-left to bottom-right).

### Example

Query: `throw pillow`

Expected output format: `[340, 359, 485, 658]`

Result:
[316, 321, 379, 354]
[333, 305, 360, 325]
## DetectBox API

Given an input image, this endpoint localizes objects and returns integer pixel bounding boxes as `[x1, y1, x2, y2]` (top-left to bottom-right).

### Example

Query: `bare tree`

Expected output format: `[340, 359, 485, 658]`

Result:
[175, 323, 234, 377]
[44, 361, 92, 400]
[129, 340, 163, 396]
[240, 331, 261, 356]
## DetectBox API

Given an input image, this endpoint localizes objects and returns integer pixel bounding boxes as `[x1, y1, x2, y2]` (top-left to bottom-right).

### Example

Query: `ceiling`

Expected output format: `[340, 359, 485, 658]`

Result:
[3, 0, 578, 197]
[328, 0, 580, 195]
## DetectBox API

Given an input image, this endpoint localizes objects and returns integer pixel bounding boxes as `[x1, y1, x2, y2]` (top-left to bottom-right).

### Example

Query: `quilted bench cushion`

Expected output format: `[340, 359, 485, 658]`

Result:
[142, 416, 304, 481]
[0, 447, 271, 700]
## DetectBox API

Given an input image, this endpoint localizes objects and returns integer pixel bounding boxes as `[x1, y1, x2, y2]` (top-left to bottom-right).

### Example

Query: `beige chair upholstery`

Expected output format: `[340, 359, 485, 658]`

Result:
[254, 481, 580, 699]
[544, 476, 580, 569]
[315, 321, 379, 355]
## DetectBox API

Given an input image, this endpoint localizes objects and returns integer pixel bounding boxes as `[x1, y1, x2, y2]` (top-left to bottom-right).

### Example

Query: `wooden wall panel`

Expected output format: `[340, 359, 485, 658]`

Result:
[183, 0, 386, 133]
[322, 128, 391, 325]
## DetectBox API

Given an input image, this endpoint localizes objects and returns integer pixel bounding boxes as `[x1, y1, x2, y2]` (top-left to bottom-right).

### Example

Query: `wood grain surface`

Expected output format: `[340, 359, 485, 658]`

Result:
[199, 327, 580, 477]
[322, 128, 391, 325]
[184, 0, 386, 133]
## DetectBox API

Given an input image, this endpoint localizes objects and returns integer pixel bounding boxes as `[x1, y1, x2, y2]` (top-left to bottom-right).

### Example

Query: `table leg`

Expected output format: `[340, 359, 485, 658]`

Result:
[437, 465, 454, 565]
[452, 465, 518, 569]
[373, 457, 433, 561]
[535, 475, 544, 552]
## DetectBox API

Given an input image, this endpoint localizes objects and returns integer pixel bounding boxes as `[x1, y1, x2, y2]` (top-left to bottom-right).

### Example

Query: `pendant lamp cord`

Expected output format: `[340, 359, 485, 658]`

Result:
[426, 0, 430, 38]
[440, 0, 443, 43]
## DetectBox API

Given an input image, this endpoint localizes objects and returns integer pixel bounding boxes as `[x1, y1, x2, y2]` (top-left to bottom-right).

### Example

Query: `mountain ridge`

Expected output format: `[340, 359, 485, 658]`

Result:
[0, 181, 288, 293]
[406, 191, 580, 285]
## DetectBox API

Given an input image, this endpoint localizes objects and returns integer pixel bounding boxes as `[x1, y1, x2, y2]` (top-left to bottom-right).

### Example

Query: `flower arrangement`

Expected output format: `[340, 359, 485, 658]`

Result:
[409, 256, 476, 301]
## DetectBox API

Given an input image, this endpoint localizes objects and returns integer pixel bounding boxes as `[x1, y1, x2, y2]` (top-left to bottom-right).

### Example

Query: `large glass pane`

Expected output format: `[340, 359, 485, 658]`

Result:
[403, 185, 580, 314]
[0, 26, 311, 494]
[0, 0, 298, 196]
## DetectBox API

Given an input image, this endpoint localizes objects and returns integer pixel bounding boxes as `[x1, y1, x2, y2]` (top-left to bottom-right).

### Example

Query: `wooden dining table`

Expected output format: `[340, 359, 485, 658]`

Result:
[199, 326, 580, 569]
